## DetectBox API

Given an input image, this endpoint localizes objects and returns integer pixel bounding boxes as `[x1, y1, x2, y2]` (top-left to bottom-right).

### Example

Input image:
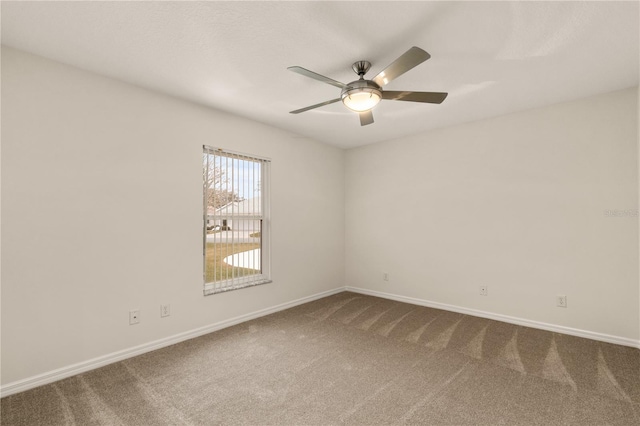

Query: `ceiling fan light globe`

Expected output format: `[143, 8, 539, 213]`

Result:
[342, 89, 382, 112]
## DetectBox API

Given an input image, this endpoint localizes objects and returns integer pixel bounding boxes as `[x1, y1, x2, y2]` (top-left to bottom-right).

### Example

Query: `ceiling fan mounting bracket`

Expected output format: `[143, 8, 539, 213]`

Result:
[352, 61, 371, 77]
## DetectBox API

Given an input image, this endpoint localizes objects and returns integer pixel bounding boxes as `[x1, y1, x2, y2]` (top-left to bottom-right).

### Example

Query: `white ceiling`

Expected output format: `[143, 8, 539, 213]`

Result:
[2, 1, 638, 149]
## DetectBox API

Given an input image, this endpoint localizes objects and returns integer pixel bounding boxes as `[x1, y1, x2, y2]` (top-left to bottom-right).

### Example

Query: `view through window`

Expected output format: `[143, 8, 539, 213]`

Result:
[203, 146, 270, 295]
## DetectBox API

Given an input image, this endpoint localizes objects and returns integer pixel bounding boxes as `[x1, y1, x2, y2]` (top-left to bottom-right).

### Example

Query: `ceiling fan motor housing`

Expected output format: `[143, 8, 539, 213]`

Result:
[341, 79, 382, 112]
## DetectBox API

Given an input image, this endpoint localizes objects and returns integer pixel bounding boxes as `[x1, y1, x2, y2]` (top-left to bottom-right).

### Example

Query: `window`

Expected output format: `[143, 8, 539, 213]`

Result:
[203, 146, 270, 295]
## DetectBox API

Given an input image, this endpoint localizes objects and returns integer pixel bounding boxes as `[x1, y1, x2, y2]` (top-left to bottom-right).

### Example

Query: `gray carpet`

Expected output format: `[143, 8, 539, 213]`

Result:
[2, 292, 639, 425]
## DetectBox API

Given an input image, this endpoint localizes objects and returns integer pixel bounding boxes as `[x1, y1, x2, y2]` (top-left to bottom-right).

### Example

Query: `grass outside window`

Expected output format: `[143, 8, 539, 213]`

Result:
[204, 242, 260, 283]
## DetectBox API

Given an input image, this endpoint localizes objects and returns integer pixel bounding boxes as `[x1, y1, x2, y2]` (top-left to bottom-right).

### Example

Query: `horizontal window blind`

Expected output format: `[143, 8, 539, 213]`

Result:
[203, 146, 271, 295]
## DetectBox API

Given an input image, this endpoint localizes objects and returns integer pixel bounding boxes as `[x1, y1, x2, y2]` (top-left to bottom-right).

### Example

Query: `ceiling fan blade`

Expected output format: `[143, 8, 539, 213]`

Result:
[382, 91, 448, 104]
[289, 98, 341, 114]
[359, 110, 374, 126]
[287, 66, 348, 89]
[372, 47, 431, 87]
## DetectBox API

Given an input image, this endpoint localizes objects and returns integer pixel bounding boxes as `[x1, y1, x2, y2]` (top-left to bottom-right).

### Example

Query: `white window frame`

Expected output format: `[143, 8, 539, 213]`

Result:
[203, 146, 271, 295]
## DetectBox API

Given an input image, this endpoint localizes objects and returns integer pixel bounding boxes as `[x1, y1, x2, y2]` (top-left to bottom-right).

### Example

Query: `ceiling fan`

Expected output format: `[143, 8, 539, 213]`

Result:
[288, 46, 447, 126]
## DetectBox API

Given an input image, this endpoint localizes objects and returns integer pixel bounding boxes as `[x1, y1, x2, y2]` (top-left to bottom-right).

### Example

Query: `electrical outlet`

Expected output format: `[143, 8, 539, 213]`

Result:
[129, 310, 140, 325]
[479, 285, 488, 296]
[161, 304, 171, 318]
[557, 295, 567, 308]
[383, 272, 389, 281]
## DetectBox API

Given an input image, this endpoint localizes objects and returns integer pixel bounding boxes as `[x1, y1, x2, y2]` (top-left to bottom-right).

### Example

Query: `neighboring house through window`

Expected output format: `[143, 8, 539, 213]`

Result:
[203, 146, 271, 295]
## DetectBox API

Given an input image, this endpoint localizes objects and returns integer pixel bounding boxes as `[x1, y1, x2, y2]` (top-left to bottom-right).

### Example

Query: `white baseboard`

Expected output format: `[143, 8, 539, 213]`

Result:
[345, 286, 640, 349]
[3, 285, 638, 397]
[0, 287, 344, 398]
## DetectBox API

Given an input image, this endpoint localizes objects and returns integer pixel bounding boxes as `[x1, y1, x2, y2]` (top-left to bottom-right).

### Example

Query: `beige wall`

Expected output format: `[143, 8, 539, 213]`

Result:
[2, 45, 638, 389]
[346, 87, 639, 342]
[1, 47, 345, 385]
